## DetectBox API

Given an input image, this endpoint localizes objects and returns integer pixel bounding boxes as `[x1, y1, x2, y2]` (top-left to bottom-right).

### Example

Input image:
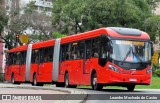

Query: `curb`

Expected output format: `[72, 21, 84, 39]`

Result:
[0, 83, 87, 103]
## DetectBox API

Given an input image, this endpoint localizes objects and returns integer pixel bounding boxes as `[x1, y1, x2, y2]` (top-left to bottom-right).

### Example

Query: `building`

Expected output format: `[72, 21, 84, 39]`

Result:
[0, 0, 53, 73]
[153, 2, 160, 15]
[152, 2, 160, 52]
[32, 0, 53, 16]
[0, 34, 5, 73]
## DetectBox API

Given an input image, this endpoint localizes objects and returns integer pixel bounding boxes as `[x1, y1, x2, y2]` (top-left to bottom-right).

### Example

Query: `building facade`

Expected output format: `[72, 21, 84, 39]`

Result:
[153, 2, 160, 15]
[1, 0, 53, 73]
[0, 33, 5, 73]
[28, 0, 53, 16]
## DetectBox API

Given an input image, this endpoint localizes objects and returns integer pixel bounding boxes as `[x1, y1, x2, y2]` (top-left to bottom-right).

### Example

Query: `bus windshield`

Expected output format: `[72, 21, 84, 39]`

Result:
[110, 40, 152, 63]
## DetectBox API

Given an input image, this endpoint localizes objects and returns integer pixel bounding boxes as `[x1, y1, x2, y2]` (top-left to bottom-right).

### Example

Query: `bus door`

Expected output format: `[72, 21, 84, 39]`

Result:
[19, 52, 26, 81]
[75, 41, 85, 84]
[84, 40, 92, 74]
[59, 45, 66, 75]
[38, 49, 43, 75]
[32, 50, 41, 75]
[14, 52, 21, 79]
[39, 47, 53, 82]
[18, 53, 22, 76]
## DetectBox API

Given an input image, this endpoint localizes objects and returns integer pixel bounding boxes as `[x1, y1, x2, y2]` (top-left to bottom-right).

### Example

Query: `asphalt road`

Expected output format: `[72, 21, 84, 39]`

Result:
[75, 87, 160, 103]
[0, 83, 160, 103]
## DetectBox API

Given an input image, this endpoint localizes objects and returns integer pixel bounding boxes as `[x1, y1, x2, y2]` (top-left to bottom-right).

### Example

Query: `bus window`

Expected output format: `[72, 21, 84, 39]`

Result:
[71, 42, 78, 60]
[39, 47, 53, 63]
[66, 44, 72, 60]
[78, 41, 85, 59]
[98, 35, 108, 67]
[15, 52, 20, 65]
[6, 53, 10, 66]
[31, 50, 39, 63]
[61, 45, 66, 61]
[9, 53, 13, 65]
[40, 49, 45, 63]
[48, 47, 53, 62]
[85, 40, 92, 59]
[20, 51, 26, 65]
[92, 38, 100, 58]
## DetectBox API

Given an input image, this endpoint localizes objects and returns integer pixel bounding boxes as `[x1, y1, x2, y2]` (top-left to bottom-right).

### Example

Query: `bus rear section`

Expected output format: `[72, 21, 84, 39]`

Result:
[5, 51, 27, 84]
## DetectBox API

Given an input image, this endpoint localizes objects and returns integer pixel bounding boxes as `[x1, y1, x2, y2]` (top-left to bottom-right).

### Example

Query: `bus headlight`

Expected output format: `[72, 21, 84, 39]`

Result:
[146, 67, 152, 74]
[108, 65, 119, 72]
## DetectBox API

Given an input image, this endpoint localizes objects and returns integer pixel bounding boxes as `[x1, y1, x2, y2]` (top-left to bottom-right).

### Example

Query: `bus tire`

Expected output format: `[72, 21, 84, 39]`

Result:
[91, 73, 103, 90]
[32, 74, 38, 86]
[64, 73, 69, 87]
[11, 74, 20, 85]
[127, 85, 135, 91]
[64, 73, 77, 88]
[11, 74, 15, 84]
[32, 74, 43, 86]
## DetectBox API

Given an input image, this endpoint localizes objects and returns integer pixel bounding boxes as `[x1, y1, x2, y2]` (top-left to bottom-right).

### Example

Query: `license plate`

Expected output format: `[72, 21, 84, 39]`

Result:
[129, 78, 137, 82]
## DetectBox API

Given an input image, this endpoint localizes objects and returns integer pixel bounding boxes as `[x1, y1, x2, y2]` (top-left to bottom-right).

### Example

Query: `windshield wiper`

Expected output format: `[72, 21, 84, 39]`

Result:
[121, 46, 132, 65]
[132, 50, 144, 67]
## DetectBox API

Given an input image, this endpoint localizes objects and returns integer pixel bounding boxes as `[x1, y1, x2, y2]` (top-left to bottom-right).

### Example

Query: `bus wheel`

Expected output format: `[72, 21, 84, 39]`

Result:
[32, 74, 43, 86]
[127, 85, 135, 91]
[11, 74, 20, 85]
[91, 73, 103, 90]
[64, 73, 70, 88]
[64, 73, 77, 88]
[11, 74, 15, 84]
[32, 74, 37, 86]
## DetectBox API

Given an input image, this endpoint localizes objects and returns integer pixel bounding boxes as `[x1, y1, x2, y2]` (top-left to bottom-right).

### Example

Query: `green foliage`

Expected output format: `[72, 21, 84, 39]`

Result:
[52, 0, 153, 34]
[155, 69, 160, 77]
[144, 15, 160, 42]
[152, 63, 160, 73]
[52, 32, 66, 38]
[0, 0, 8, 33]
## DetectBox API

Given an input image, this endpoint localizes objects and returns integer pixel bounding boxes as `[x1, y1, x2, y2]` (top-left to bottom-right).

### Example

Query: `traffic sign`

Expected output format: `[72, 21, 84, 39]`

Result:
[152, 51, 159, 64]
[20, 35, 29, 43]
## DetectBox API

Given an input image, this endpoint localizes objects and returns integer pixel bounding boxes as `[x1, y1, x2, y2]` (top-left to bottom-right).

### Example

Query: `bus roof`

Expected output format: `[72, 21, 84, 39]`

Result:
[8, 39, 55, 53]
[32, 39, 55, 50]
[8, 45, 28, 53]
[60, 27, 150, 44]
[7, 27, 150, 53]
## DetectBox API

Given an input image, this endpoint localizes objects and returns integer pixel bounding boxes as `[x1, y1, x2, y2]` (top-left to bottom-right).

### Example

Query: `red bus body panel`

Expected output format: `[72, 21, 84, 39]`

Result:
[5, 27, 151, 87]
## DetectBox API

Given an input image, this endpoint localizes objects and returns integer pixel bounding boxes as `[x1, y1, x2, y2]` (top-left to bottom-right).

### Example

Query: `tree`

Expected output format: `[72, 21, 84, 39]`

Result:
[3, 1, 53, 49]
[146, 0, 159, 10]
[0, 0, 8, 41]
[144, 15, 160, 42]
[52, 0, 153, 34]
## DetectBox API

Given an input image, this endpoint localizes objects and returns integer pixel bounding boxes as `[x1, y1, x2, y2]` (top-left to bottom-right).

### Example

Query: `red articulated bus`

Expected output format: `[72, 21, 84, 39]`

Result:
[5, 27, 153, 91]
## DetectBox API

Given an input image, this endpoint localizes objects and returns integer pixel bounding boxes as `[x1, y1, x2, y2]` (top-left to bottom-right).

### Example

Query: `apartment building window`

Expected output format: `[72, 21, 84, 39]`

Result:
[39, 6, 44, 11]
[45, 7, 51, 12]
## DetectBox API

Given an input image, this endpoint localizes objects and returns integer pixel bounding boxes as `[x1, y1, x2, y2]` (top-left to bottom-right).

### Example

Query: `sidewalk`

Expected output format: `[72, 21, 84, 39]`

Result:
[0, 83, 87, 103]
